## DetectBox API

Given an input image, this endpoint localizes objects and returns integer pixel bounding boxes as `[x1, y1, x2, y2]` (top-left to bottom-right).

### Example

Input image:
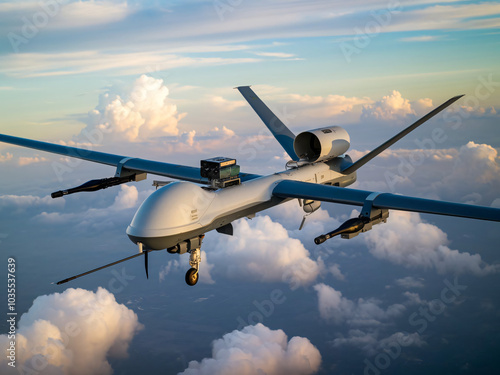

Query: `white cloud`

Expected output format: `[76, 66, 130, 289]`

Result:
[0, 287, 142, 375]
[399, 35, 442, 42]
[52, 1, 130, 29]
[203, 216, 321, 288]
[1, 51, 261, 78]
[313, 283, 405, 326]
[364, 211, 499, 276]
[362, 90, 415, 121]
[0, 194, 63, 209]
[109, 185, 138, 210]
[328, 263, 346, 281]
[254, 52, 296, 58]
[35, 185, 140, 227]
[284, 92, 372, 119]
[429, 142, 500, 203]
[84, 75, 184, 142]
[178, 323, 321, 375]
[395, 276, 424, 289]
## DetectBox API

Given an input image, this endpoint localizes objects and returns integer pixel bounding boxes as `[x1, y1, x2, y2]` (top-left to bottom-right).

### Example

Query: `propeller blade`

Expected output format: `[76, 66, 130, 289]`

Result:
[144, 250, 149, 279]
[55, 252, 144, 285]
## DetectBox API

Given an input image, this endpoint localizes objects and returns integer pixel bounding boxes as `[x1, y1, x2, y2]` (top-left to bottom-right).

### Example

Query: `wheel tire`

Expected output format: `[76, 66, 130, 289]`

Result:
[185, 268, 199, 286]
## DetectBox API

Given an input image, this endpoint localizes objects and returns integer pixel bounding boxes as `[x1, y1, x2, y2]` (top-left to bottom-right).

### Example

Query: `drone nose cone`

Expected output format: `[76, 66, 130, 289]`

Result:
[126, 181, 215, 248]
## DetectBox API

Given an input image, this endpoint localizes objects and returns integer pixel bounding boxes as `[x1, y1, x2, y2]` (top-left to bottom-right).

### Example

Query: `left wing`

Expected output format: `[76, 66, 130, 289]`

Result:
[273, 180, 500, 222]
[0, 133, 261, 183]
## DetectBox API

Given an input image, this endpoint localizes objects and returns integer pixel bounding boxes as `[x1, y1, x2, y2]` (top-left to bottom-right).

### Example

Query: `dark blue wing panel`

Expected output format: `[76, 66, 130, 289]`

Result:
[273, 180, 500, 222]
[0, 133, 261, 183]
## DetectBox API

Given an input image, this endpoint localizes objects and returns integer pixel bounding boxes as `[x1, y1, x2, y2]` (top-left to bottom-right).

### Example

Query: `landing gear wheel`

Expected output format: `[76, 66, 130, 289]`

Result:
[185, 268, 199, 286]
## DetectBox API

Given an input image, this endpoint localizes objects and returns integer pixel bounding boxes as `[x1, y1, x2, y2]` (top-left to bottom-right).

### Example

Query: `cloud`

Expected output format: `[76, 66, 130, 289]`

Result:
[429, 142, 500, 203]
[203, 216, 321, 288]
[313, 283, 405, 326]
[0, 152, 13, 162]
[394, 276, 424, 289]
[362, 90, 415, 122]
[254, 52, 296, 58]
[399, 35, 442, 42]
[363, 211, 499, 276]
[1, 51, 261, 78]
[109, 185, 139, 210]
[178, 323, 321, 375]
[0, 287, 142, 375]
[283, 92, 372, 120]
[35, 185, 140, 229]
[0, 194, 63, 210]
[18, 155, 48, 166]
[84, 75, 185, 142]
[332, 329, 426, 356]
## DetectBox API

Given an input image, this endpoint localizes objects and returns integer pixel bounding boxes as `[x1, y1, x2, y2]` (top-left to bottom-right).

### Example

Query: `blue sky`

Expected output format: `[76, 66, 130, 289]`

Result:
[1, 1, 500, 374]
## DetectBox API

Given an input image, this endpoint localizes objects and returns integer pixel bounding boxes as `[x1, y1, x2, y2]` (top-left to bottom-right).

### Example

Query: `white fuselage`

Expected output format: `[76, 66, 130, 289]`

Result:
[126, 157, 356, 250]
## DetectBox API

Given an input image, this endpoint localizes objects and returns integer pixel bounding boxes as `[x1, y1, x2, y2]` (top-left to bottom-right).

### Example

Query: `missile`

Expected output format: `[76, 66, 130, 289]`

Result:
[314, 217, 368, 244]
[51, 176, 134, 199]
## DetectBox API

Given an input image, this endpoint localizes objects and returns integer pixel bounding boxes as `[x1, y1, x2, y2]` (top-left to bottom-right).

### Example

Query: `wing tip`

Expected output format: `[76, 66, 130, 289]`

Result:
[234, 85, 252, 90]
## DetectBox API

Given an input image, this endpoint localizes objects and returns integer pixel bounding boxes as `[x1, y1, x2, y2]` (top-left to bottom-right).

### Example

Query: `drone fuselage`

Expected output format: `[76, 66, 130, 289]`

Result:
[126, 156, 356, 250]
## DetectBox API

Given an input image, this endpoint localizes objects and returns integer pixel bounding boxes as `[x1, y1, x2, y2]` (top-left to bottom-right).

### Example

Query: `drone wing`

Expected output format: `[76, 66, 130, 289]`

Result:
[273, 180, 500, 222]
[0, 133, 261, 183]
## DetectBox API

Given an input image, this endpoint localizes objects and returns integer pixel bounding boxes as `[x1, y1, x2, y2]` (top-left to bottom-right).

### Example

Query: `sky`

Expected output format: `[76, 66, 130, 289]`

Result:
[0, 0, 499, 374]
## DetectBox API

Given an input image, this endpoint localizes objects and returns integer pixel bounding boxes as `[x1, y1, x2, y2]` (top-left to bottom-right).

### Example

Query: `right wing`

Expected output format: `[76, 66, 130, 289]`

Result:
[341, 95, 464, 174]
[273, 180, 500, 222]
[236, 86, 299, 161]
[0, 133, 261, 183]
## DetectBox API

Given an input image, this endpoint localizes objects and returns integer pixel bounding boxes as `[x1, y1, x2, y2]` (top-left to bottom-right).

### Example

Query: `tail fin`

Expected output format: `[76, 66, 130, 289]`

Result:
[236, 86, 299, 161]
[341, 94, 464, 174]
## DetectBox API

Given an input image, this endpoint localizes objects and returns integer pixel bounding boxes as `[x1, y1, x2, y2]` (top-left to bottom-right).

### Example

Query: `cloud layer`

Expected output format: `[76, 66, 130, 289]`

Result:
[363, 211, 498, 276]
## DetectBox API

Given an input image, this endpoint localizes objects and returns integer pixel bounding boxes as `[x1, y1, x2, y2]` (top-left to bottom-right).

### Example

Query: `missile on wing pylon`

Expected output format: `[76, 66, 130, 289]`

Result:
[314, 217, 369, 244]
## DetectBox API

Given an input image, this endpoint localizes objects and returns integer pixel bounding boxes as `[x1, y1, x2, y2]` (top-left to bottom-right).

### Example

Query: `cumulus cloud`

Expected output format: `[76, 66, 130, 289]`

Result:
[84, 75, 185, 142]
[430, 142, 500, 203]
[313, 283, 405, 326]
[178, 323, 321, 375]
[0, 287, 142, 375]
[362, 90, 415, 122]
[394, 276, 424, 289]
[203, 216, 321, 288]
[363, 211, 498, 276]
